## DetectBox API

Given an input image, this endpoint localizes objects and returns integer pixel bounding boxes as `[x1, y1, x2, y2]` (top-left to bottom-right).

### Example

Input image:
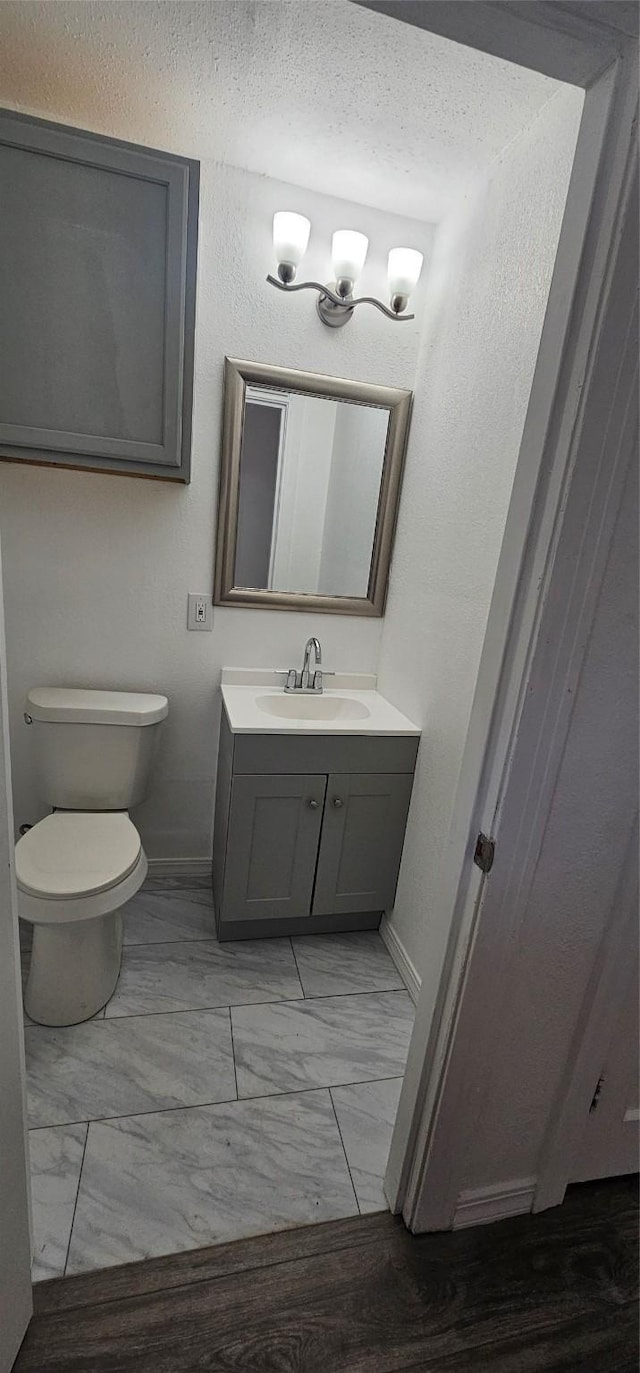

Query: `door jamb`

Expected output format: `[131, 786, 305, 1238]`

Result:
[402, 122, 638, 1231]
[383, 22, 638, 1228]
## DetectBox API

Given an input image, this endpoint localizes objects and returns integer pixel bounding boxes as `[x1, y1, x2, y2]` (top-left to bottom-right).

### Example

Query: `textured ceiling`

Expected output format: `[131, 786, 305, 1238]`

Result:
[0, 0, 563, 220]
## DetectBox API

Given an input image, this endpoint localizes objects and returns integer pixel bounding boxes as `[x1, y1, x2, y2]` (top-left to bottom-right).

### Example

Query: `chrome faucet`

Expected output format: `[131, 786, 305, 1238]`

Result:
[284, 637, 324, 693]
[302, 637, 322, 690]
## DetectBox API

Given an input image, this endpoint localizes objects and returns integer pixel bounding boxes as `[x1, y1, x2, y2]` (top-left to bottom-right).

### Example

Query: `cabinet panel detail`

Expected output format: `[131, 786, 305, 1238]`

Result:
[313, 772, 413, 917]
[0, 110, 198, 481]
[222, 773, 326, 922]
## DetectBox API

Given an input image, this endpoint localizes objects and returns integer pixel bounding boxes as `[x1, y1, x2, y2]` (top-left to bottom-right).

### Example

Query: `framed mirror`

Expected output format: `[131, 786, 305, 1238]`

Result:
[214, 358, 412, 616]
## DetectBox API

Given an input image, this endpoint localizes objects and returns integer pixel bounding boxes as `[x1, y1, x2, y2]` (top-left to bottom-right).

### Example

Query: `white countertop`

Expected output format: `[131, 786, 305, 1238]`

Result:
[220, 669, 420, 737]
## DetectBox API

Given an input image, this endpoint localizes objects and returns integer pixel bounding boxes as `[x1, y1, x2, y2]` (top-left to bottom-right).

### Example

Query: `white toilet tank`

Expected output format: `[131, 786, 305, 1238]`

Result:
[25, 688, 169, 810]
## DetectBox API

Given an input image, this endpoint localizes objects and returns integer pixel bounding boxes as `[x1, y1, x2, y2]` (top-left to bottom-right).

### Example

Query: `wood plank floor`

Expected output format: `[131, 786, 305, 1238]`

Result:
[14, 1175, 638, 1372]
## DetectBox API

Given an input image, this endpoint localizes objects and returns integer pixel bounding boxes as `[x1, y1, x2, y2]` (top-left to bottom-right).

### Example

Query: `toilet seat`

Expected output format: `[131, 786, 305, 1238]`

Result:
[16, 811, 141, 900]
[18, 822, 148, 1024]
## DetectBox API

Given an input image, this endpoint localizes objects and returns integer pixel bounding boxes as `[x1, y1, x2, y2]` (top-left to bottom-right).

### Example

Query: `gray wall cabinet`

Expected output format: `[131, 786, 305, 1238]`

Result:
[213, 712, 418, 940]
[0, 110, 198, 482]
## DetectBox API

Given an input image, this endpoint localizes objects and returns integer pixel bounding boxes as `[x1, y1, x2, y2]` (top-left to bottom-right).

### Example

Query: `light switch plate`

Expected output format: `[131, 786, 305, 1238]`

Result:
[187, 593, 212, 631]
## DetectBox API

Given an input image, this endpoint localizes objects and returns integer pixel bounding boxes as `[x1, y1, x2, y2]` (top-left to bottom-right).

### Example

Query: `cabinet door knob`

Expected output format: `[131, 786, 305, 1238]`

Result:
[308, 798, 319, 810]
[332, 797, 344, 808]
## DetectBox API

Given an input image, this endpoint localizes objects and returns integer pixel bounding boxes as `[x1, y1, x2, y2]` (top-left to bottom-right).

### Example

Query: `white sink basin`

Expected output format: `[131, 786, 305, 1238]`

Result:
[256, 693, 371, 722]
[220, 672, 420, 735]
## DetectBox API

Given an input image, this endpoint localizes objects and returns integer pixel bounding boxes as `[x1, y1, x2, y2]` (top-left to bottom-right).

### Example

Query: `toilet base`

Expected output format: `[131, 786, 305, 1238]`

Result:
[24, 911, 124, 1026]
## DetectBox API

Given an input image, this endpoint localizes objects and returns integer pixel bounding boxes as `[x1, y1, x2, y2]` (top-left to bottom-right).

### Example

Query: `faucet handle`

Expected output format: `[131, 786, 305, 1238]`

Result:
[312, 669, 335, 692]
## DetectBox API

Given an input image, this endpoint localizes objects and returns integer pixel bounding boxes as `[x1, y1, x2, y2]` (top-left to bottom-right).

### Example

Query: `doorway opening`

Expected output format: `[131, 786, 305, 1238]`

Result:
[1, 0, 620, 1308]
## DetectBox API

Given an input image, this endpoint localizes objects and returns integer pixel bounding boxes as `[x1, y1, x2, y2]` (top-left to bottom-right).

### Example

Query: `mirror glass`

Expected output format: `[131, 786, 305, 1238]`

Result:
[234, 387, 390, 598]
[215, 360, 412, 617]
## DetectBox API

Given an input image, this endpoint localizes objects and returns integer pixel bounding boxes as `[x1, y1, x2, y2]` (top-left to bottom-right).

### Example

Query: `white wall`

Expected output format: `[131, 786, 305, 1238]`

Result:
[319, 404, 390, 597]
[0, 152, 431, 858]
[377, 86, 583, 977]
[271, 396, 337, 595]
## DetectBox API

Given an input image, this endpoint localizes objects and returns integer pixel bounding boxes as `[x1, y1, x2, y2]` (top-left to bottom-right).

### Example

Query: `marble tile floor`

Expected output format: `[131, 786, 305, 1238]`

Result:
[23, 878, 414, 1281]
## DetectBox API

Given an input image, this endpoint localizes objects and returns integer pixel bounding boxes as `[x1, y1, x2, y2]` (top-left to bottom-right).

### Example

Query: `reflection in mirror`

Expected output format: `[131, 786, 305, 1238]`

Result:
[215, 360, 412, 617]
[235, 387, 390, 599]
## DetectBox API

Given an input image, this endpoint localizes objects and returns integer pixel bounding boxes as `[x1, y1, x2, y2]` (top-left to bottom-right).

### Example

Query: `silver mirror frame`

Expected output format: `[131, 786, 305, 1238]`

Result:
[214, 358, 412, 617]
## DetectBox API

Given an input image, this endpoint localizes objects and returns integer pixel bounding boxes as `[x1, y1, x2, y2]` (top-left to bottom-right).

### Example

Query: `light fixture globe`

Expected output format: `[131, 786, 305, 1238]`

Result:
[273, 211, 310, 283]
[388, 247, 423, 314]
[331, 229, 369, 298]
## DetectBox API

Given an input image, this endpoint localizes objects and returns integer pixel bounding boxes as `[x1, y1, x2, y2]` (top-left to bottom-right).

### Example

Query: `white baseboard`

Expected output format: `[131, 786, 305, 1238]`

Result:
[379, 915, 421, 1004]
[453, 1177, 537, 1229]
[146, 858, 211, 879]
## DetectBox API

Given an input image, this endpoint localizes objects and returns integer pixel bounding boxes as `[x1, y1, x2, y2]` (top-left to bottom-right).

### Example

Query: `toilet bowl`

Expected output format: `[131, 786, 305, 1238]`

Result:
[18, 686, 168, 1026]
[17, 811, 148, 1025]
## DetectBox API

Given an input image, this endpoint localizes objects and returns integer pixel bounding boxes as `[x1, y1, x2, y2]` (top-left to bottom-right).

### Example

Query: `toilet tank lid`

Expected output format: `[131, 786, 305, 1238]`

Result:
[26, 688, 169, 726]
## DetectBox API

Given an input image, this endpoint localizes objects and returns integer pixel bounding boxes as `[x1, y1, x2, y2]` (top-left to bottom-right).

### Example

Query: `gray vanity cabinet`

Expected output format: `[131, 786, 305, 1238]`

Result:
[213, 712, 418, 940]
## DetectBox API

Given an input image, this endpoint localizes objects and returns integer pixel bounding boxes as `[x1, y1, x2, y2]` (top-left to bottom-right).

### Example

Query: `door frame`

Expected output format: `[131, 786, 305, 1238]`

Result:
[372, 5, 639, 1227]
[0, 546, 32, 1368]
[0, 12, 636, 1352]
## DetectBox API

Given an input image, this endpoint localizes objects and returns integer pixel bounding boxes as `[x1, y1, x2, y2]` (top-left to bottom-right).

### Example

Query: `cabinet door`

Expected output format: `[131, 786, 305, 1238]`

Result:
[313, 773, 413, 917]
[222, 774, 326, 922]
[0, 111, 198, 481]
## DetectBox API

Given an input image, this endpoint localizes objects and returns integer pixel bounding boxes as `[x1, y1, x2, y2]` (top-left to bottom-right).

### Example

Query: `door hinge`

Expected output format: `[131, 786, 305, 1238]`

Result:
[590, 1076, 605, 1112]
[474, 832, 495, 874]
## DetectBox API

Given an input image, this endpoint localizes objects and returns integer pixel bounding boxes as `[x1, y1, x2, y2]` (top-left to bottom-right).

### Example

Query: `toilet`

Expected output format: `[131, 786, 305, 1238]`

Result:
[16, 687, 168, 1026]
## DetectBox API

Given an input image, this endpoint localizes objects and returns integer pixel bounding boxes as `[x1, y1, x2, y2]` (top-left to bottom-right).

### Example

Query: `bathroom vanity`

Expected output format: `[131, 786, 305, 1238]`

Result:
[213, 671, 420, 940]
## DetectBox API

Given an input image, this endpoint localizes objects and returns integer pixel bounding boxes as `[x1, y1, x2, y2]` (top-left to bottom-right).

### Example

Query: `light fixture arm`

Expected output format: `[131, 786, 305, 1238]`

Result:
[266, 274, 415, 327]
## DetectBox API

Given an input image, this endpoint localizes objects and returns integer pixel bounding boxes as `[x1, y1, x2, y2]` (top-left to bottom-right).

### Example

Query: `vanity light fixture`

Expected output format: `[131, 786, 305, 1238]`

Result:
[267, 212, 423, 329]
